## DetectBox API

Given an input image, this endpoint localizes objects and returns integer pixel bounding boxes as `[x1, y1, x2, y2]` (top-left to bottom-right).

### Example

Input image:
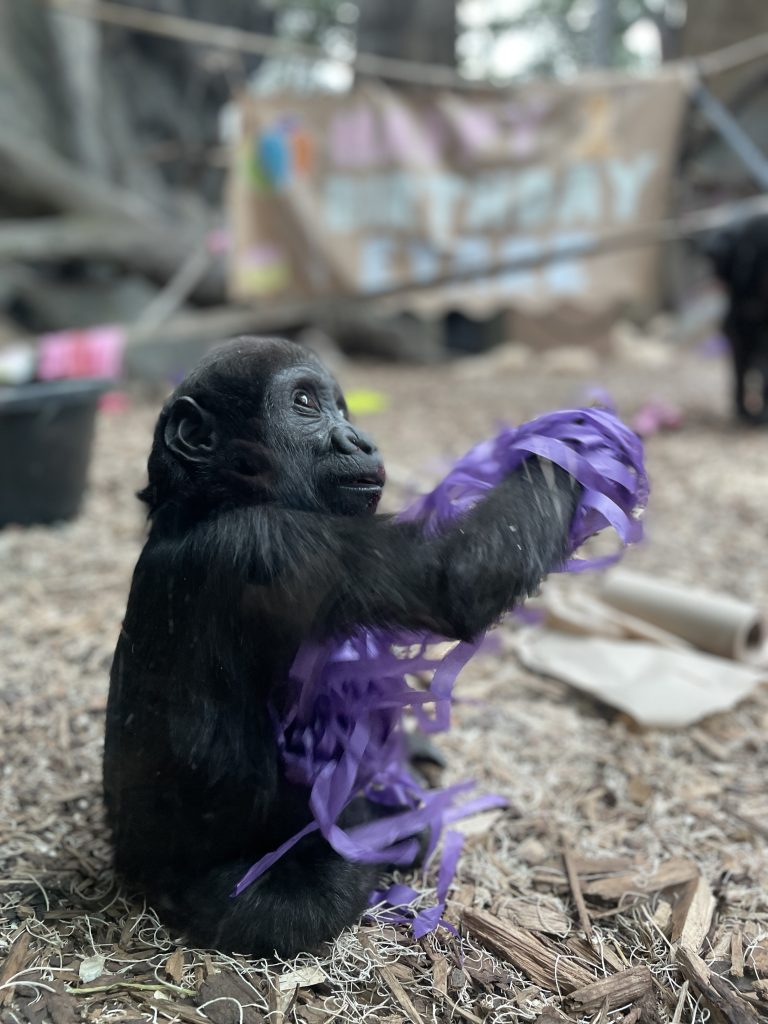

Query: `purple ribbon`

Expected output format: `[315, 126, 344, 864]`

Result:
[233, 408, 648, 934]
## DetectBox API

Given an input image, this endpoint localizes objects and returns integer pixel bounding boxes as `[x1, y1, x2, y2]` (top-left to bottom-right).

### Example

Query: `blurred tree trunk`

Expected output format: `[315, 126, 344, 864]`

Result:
[657, 0, 685, 62]
[0, 0, 275, 212]
[0, 0, 274, 325]
[356, 0, 456, 69]
[590, 0, 616, 67]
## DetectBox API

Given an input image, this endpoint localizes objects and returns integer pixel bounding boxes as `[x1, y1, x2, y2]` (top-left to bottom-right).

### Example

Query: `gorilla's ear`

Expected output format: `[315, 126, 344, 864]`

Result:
[164, 396, 218, 464]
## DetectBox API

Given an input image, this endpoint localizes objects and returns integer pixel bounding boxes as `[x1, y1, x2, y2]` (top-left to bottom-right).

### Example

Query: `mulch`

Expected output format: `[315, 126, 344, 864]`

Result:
[1, 343, 767, 1024]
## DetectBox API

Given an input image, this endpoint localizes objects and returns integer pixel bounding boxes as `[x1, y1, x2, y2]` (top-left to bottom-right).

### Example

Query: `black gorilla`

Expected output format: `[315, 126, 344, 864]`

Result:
[706, 215, 768, 423]
[104, 336, 578, 956]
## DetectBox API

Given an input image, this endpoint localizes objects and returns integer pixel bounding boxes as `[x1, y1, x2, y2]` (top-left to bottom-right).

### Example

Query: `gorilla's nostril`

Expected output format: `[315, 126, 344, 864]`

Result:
[351, 428, 377, 455]
[331, 425, 378, 456]
[330, 426, 357, 454]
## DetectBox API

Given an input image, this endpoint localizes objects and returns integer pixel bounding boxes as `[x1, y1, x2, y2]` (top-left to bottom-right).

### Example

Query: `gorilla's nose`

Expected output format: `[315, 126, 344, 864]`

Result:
[330, 424, 377, 456]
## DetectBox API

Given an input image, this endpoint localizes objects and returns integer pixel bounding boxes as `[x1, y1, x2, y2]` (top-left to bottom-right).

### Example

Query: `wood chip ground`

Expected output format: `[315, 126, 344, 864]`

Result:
[1, 346, 767, 1023]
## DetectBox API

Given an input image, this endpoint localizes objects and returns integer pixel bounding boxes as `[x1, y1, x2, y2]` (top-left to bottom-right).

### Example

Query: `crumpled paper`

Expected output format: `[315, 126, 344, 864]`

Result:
[515, 629, 767, 728]
[515, 580, 768, 728]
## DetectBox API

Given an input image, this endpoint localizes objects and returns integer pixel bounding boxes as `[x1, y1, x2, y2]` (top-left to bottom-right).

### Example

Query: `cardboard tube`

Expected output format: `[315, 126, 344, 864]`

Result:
[542, 588, 690, 650]
[600, 569, 765, 663]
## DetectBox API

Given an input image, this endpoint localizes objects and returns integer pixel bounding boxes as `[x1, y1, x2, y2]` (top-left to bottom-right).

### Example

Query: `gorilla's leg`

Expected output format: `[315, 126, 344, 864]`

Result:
[165, 833, 380, 957]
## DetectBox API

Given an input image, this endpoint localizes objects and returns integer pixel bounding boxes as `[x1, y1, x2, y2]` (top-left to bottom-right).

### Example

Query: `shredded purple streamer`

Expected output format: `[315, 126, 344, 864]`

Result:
[234, 408, 648, 936]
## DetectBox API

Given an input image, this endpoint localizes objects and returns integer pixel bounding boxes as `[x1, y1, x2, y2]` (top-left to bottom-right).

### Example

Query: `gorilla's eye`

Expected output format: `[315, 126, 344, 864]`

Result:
[293, 390, 319, 412]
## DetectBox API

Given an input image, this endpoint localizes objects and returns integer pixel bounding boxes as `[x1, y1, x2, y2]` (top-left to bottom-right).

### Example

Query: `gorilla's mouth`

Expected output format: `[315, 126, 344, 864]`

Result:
[338, 468, 386, 492]
[340, 476, 383, 491]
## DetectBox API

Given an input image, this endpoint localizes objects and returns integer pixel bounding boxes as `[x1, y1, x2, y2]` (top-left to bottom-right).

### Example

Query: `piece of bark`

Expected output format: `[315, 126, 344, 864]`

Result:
[731, 932, 745, 978]
[142, 997, 205, 1024]
[277, 966, 325, 993]
[357, 933, 423, 1024]
[197, 973, 262, 1024]
[670, 876, 716, 953]
[378, 964, 424, 1024]
[566, 967, 653, 1013]
[566, 936, 625, 974]
[0, 932, 31, 1007]
[571, 857, 635, 875]
[432, 957, 448, 998]
[747, 942, 768, 976]
[444, 999, 482, 1024]
[493, 897, 571, 936]
[43, 990, 78, 1024]
[582, 858, 699, 901]
[672, 979, 689, 1024]
[267, 975, 284, 1024]
[164, 949, 185, 985]
[534, 1008, 572, 1024]
[652, 900, 673, 936]
[462, 909, 594, 992]
[676, 946, 761, 1024]
[561, 836, 594, 943]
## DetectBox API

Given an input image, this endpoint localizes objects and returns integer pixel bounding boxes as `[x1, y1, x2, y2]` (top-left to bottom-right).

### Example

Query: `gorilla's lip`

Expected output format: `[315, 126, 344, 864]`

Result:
[339, 477, 383, 491]
[338, 468, 386, 490]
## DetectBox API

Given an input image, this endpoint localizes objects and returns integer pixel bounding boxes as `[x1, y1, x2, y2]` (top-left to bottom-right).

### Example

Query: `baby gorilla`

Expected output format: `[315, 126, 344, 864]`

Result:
[104, 336, 578, 956]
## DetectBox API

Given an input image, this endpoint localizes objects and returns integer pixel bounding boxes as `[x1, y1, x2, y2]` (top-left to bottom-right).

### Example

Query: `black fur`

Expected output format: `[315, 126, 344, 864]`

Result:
[705, 216, 768, 423]
[104, 336, 578, 956]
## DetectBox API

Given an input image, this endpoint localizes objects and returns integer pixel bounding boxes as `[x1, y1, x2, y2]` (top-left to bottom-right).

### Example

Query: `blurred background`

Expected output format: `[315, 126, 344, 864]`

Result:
[3, 5, 768, 1021]
[1, 0, 767, 385]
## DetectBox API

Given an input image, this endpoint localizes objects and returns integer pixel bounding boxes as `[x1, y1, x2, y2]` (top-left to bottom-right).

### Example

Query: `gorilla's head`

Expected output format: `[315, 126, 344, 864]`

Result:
[141, 337, 385, 517]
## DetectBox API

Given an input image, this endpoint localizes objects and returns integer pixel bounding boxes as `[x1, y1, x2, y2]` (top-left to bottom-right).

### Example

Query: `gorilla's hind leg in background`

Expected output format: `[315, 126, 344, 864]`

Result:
[104, 336, 579, 956]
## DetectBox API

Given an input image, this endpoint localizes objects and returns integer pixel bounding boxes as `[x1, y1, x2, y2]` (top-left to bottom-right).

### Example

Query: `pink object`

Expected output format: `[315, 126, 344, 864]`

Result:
[631, 400, 683, 438]
[99, 390, 131, 414]
[37, 326, 125, 382]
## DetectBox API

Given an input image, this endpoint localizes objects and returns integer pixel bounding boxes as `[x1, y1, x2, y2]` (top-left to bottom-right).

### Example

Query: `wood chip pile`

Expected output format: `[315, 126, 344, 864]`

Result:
[1, 346, 767, 1024]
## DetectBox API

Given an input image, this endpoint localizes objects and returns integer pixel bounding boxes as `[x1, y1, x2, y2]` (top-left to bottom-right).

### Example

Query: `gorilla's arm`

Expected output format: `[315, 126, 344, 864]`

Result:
[189, 457, 578, 642]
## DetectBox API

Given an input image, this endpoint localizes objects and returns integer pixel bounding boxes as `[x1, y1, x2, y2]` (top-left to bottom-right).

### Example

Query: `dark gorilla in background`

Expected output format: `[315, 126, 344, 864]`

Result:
[104, 336, 579, 956]
[706, 215, 768, 424]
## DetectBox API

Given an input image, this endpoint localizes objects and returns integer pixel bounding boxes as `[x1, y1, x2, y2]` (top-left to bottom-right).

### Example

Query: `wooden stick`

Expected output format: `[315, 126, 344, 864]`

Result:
[669, 876, 716, 955]
[731, 931, 745, 979]
[567, 968, 653, 1014]
[676, 946, 760, 1024]
[671, 979, 689, 1024]
[561, 834, 594, 945]
[462, 908, 595, 992]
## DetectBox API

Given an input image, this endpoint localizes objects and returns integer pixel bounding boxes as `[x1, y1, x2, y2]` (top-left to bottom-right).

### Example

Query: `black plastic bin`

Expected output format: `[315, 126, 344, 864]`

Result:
[0, 379, 112, 526]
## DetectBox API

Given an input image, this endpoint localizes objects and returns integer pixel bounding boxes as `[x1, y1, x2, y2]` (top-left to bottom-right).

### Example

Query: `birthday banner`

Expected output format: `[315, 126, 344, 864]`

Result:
[228, 70, 688, 315]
